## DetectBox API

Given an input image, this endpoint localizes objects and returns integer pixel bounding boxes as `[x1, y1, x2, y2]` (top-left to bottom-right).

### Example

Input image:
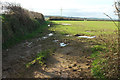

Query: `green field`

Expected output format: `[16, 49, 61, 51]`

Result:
[49, 21, 118, 36]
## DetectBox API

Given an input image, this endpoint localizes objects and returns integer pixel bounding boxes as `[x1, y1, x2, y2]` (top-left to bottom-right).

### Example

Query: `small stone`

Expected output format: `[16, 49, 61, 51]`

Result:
[6, 49, 9, 51]
[88, 66, 91, 69]
[87, 60, 91, 63]
[86, 63, 90, 66]
[52, 53, 55, 55]
[77, 69, 82, 72]
[66, 53, 70, 55]
[80, 68, 83, 71]
[114, 53, 118, 55]
[75, 34, 81, 36]
[73, 64, 77, 67]
[68, 66, 72, 68]
[20, 56, 25, 59]
[72, 67, 78, 72]
[87, 57, 91, 59]
[77, 65, 81, 68]
[60, 57, 63, 58]
[61, 73, 68, 78]
[73, 69, 77, 72]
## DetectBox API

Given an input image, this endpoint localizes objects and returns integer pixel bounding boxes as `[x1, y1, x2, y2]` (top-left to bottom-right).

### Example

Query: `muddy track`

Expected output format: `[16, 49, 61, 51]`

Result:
[2, 32, 93, 78]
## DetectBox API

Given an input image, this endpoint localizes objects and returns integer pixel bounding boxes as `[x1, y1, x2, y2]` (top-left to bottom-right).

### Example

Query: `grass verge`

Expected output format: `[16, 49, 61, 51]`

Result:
[90, 45, 108, 79]
[3, 20, 50, 49]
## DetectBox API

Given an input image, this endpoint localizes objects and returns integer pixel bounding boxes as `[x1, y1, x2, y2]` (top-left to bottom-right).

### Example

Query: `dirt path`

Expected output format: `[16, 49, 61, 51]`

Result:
[2, 32, 93, 78]
[32, 47, 92, 78]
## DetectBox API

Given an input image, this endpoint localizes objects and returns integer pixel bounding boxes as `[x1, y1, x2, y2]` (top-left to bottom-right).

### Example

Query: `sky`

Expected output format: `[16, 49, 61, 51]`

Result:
[1, 0, 119, 19]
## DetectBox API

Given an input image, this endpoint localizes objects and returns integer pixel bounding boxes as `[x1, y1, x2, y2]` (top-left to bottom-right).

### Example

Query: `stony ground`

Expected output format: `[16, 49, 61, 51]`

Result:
[2, 31, 94, 78]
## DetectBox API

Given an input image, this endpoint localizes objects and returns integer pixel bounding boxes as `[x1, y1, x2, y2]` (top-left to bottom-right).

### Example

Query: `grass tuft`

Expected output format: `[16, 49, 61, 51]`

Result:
[26, 50, 49, 68]
[26, 48, 56, 68]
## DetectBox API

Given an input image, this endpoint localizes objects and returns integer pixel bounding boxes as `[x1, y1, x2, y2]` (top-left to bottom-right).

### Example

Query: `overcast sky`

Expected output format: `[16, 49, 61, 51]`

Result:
[1, 0, 118, 19]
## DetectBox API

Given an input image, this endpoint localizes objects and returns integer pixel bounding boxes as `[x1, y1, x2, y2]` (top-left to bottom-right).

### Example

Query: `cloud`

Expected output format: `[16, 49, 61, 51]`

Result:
[0, 0, 118, 19]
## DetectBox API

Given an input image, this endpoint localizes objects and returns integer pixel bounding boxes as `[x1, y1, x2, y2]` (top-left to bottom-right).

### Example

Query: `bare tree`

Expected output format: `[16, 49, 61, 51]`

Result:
[115, 0, 120, 60]
[114, 0, 120, 18]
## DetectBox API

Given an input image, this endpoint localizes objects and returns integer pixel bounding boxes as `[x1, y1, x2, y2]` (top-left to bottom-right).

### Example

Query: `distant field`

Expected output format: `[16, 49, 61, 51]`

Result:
[49, 21, 118, 36]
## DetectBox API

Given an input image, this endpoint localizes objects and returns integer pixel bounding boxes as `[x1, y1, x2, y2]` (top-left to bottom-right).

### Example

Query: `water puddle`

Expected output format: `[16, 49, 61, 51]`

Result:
[62, 23, 71, 26]
[6, 49, 9, 51]
[48, 24, 51, 27]
[37, 38, 41, 41]
[60, 43, 68, 47]
[86, 31, 91, 32]
[41, 33, 54, 40]
[24, 42, 33, 47]
[42, 36, 48, 39]
[78, 36, 96, 39]
[75, 34, 84, 36]
[48, 33, 53, 36]
[65, 35, 72, 37]
[53, 40, 59, 42]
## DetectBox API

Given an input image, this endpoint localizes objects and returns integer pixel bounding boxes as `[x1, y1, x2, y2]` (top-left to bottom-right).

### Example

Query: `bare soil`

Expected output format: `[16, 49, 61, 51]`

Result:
[2, 32, 93, 78]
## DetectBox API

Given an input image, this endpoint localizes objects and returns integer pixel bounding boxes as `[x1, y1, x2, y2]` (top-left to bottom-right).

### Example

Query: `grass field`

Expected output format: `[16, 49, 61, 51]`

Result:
[49, 21, 118, 36]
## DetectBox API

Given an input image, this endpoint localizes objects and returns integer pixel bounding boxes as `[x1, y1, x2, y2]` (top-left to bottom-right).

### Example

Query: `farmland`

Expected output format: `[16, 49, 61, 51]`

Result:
[3, 20, 119, 78]
[49, 21, 118, 36]
[2, 1, 119, 79]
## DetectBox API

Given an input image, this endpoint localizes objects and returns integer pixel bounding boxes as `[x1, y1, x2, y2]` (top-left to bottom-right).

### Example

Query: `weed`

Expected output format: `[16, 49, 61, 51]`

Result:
[90, 45, 107, 58]
[26, 50, 49, 68]
[26, 48, 56, 68]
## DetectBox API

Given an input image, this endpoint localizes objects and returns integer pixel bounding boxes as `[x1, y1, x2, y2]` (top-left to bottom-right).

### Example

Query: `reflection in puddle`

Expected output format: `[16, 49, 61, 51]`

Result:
[37, 38, 41, 41]
[53, 40, 59, 42]
[42, 37, 48, 39]
[78, 36, 96, 39]
[60, 43, 67, 47]
[86, 31, 91, 32]
[48, 33, 53, 36]
[48, 24, 50, 27]
[42, 33, 54, 40]
[25, 42, 33, 47]
[62, 23, 71, 26]
[65, 35, 72, 37]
